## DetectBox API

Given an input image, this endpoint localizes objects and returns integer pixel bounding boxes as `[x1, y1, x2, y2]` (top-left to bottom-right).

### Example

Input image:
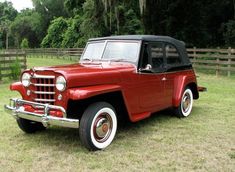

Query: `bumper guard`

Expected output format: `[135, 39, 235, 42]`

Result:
[4, 98, 79, 128]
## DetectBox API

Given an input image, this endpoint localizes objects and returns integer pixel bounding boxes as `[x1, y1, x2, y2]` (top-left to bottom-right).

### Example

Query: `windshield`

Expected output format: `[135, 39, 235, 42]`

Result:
[82, 41, 105, 60]
[81, 41, 140, 63]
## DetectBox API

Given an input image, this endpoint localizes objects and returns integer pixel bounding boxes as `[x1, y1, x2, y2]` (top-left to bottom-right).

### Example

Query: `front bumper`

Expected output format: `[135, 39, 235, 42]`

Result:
[4, 98, 79, 128]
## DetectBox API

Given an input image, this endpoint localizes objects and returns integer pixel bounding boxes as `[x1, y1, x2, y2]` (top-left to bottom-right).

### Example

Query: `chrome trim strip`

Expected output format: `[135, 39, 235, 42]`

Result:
[34, 98, 55, 102]
[32, 74, 55, 79]
[32, 83, 55, 87]
[32, 91, 55, 94]
[4, 98, 79, 129]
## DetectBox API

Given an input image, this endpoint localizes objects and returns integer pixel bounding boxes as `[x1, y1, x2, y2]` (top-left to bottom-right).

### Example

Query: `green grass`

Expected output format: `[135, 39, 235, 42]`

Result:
[27, 56, 76, 68]
[0, 57, 234, 171]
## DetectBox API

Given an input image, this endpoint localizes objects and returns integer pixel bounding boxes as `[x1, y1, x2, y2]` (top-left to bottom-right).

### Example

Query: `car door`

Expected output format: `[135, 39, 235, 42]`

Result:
[138, 42, 166, 111]
[164, 43, 185, 106]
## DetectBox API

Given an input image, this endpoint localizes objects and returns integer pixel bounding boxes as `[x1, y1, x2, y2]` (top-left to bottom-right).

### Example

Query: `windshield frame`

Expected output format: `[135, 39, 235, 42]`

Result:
[80, 40, 142, 66]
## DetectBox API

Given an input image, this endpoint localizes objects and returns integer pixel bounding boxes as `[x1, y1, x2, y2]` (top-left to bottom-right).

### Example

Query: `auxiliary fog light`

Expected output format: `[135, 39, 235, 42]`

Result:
[27, 90, 31, 96]
[58, 94, 63, 101]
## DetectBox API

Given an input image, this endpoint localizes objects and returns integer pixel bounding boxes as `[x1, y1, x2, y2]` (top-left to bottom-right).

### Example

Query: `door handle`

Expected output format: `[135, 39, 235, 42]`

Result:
[162, 77, 167, 81]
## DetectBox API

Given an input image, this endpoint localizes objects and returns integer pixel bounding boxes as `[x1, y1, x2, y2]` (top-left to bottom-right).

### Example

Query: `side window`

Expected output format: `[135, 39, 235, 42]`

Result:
[150, 42, 164, 70]
[141, 44, 149, 69]
[165, 44, 182, 66]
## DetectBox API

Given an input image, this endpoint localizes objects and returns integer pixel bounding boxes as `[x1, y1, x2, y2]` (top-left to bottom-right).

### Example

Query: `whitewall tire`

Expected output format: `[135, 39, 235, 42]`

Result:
[79, 102, 117, 151]
[175, 88, 193, 117]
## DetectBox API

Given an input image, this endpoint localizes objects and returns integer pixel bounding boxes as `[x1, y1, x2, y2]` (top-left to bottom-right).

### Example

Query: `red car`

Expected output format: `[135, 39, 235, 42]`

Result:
[5, 35, 202, 150]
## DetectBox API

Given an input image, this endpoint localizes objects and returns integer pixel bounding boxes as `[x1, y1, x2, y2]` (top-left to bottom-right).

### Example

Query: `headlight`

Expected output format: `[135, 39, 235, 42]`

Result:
[56, 76, 66, 91]
[22, 73, 31, 87]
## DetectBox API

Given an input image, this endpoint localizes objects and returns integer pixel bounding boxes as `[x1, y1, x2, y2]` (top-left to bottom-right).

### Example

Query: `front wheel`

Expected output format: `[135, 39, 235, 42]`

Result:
[175, 88, 193, 118]
[17, 118, 46, 133]
[79, 102, 117, 151]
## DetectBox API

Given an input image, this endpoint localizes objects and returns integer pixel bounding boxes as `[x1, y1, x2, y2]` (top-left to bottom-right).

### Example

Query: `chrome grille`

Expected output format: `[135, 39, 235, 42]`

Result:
[30, 74, 55, 105]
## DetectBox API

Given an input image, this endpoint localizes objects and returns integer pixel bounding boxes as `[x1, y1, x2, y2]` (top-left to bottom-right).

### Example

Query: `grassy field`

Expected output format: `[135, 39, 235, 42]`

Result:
[0, 58, 234, 172]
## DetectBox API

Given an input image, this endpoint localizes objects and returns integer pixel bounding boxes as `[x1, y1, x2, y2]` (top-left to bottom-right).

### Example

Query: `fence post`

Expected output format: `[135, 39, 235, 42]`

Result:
[24, 51, 27, 70]
[228, 47, 231, 77]
[193, 46, 196, 72]
[216, 47, 220, 77]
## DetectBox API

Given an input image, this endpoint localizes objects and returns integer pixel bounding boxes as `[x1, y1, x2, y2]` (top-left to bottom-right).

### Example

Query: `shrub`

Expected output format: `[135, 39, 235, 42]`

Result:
[20, 38, 29, 49]
[10, 58, 21, 80]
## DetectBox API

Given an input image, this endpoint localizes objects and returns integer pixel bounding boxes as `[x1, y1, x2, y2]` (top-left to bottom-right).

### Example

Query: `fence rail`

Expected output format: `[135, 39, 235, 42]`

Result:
[3, 47, 235, 77]
[6, 48, 83, 61]
[187, 47, 235, 76]
[0, 52, 27, 80]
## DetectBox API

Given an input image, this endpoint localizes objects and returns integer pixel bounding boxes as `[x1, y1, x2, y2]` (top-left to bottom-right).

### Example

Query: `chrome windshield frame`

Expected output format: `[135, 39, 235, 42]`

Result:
[80, 40, 142, 65]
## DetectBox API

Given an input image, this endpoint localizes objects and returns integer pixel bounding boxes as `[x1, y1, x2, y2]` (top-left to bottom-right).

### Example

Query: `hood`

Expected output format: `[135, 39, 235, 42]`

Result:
[31, 62, 136, 87]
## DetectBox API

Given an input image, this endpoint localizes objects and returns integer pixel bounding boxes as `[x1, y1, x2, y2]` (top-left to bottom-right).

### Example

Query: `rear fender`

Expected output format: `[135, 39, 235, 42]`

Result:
[172, 75, 196, 107]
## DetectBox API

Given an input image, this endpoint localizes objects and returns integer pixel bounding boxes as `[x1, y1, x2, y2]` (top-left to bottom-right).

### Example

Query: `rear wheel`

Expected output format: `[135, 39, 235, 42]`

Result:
[175, 88, 193, 118]
[79, 102, 117, 151]
[17, 118, 46, 133]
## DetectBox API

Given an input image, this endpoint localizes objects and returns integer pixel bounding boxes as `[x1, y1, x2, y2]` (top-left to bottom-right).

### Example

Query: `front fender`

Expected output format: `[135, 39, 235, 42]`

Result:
[67, 85, 122, 100]
[172, 75, 196, 107]
[10, 82, 27, 99]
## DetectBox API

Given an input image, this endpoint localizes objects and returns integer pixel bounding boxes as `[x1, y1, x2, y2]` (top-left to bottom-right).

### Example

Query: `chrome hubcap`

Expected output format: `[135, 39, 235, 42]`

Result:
[93, 113, 112, 143]
[182, 92, 191, 113]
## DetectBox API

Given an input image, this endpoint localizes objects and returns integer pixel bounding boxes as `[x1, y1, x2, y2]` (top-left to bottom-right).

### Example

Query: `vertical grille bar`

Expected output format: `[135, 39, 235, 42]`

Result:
[30, 74, 56, 105]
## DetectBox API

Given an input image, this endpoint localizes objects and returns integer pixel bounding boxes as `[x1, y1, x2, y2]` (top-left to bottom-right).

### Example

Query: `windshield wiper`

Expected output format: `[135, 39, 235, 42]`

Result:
[108, 58, 128, 62]
[82, 58, 92, 61]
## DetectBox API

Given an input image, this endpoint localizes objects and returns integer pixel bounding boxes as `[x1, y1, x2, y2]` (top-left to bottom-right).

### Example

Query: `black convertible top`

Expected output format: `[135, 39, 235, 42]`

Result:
[89, 35, 185, 47]
[88, 35, 191, 65]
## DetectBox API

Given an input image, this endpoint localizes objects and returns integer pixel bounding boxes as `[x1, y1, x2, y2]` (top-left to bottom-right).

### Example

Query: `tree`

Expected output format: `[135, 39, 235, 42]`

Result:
[0, 20, 11, 49]
[64, 0, 85, 16]
[32, 0, 69, 37]
[61, 15, 83, 48]
[0, 1, 17, 49]
[80, 0, 107, 39]
[139, 0, 234, 47]
[80, 0, 143, 40]
[41, 17, 68, 48]
[10, 10, 43, 48]
[222, 20, 235, 46]
[0, 1, 17, 21]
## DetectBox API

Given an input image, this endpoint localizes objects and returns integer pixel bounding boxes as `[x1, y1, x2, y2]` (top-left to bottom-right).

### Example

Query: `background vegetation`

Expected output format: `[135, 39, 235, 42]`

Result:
[0, 0, 235, 49]
[0, 57, 234, 171]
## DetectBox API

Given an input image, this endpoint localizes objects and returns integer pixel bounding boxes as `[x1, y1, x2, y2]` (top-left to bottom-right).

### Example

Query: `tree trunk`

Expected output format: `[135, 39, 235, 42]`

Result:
[233, 0, 235, 19]
[109, 0, 112, 32]
[115, 6, 119, 34]
[139, 0, 146, 15]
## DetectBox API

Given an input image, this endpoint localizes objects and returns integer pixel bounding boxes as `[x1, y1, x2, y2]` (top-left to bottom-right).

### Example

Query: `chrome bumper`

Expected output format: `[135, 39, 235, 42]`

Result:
[4, 98, 79, 128]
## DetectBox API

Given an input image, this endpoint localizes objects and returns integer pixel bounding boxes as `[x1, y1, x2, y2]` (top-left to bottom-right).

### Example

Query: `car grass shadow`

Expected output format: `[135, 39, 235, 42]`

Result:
[20, 107, 201, 151]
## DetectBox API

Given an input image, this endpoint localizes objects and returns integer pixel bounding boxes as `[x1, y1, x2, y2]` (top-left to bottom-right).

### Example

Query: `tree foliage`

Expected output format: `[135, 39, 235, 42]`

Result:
[222, 20, 235, 47]
[31, 0, 68, 40]
[0, 1, 17, 21]
[41, 17, 68, 48]
[0, 1, 17, 48]
[10, 10, 43, 48]
[0, 0, 234, 48]
[62, 15, 83, 48]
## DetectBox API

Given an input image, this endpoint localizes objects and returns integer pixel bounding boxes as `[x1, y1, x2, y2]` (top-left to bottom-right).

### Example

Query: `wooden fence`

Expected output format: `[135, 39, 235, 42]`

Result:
[26, 48, 83, 61]
[187, 47, 235, 76]
[3, 47, 235, 77]
[0, 52, 27, 80]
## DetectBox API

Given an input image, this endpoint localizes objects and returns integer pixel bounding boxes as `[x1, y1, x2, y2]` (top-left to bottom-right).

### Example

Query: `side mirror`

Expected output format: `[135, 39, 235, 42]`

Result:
[139, 64, 153, 73]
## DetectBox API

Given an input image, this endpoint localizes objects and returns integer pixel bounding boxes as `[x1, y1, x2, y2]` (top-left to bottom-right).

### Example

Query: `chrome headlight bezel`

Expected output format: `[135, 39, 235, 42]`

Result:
[21, 73, 31, 87]
[56, 76, 66, 91]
